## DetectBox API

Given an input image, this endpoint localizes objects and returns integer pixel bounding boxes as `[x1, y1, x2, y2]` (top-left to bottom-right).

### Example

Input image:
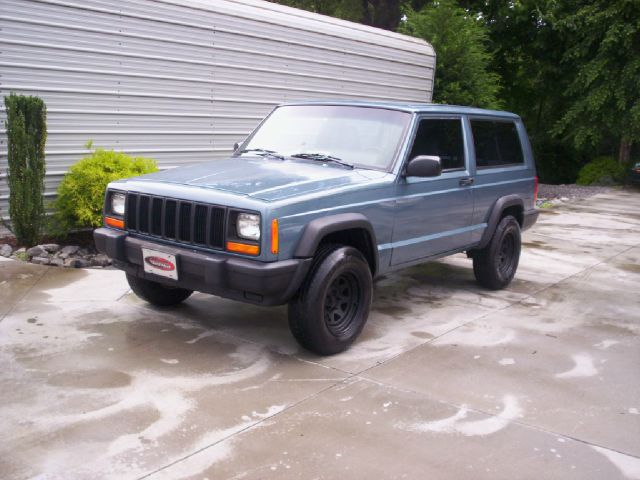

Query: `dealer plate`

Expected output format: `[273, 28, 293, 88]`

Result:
[141, 248, 178, 280]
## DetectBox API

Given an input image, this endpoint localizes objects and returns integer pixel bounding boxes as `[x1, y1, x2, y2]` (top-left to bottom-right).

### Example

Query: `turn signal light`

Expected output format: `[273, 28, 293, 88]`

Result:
[533, 176, 539, 206]
[105, 216, 124, 229]
[271, 219, 279, 255]
[227, 241, 259, 256]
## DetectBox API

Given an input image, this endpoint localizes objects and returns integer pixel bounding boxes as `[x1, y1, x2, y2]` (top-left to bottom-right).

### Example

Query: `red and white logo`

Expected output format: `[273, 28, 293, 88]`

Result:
[144, 256, 175, 271]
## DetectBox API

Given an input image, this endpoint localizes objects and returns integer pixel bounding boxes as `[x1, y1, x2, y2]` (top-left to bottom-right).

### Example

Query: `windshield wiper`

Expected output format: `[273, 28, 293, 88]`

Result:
[239, 148, 284, 160]
[290, 152, 354, 169]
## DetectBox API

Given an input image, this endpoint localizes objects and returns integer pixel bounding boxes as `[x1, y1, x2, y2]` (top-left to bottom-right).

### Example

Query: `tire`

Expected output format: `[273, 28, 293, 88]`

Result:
[473, 215, 521, 290]
[288, 244, 373, 355]
[126, 274, 193, 306]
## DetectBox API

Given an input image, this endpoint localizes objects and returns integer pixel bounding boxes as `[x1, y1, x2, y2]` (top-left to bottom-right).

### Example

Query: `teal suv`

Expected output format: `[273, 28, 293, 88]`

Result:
[95, 101, 539, 355]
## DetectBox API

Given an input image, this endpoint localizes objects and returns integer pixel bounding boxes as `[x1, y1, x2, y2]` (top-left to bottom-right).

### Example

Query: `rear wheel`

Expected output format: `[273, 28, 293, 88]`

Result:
[126, 274, 193, 306]
[472, 215, 521, 290]
[288, 244, 372, 355]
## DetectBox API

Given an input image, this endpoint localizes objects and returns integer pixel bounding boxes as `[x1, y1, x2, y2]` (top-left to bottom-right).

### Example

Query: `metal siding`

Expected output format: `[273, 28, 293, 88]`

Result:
[0, 0, 435, 217]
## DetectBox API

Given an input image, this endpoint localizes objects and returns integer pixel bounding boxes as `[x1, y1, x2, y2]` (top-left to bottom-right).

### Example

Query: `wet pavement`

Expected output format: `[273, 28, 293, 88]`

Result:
[1, 191, 639, 479]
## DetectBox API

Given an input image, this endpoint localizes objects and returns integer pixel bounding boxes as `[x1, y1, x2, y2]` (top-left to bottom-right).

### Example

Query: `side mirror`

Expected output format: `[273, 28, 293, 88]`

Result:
[233, 142, 240, 152]
[405, 155, 442, 178]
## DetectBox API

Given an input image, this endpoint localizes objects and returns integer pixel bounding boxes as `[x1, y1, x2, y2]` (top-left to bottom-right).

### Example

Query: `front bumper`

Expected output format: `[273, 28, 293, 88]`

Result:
[94, 228, 311, 306]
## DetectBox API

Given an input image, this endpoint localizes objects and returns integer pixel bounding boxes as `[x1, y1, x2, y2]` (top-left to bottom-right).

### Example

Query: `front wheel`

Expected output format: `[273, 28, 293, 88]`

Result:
[288, 245, 373, 355]
[126, 274, 193, 306]
[472, 215, 521, 290]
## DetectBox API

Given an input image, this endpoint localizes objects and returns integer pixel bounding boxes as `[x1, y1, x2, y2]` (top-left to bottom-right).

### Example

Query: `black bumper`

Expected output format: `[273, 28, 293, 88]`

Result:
[94, 228, 311, 306]
[522, 209, 539, 231]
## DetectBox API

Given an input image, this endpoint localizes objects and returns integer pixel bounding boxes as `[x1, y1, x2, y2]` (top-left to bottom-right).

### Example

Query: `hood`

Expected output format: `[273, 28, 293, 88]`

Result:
[131, 157, 391, 201]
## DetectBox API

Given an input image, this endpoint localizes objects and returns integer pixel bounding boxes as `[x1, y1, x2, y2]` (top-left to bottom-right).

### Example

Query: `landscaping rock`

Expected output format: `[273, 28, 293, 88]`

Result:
[0, 244, 12, 257]
[90, 254, 111, 267]
[58, 245, 80, 258]
[27, 246, 46, 257]
[67, 258, 91, 268]
[7, 239, 109, 269]
[31, 256, 51, 265]
[49, 258, 65, 267]
[41, 243, 61, 253]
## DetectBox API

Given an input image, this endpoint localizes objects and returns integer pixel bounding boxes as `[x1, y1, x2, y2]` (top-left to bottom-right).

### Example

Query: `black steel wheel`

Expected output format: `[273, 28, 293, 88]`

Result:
[288, 244, 372, 355]
[472, 215, 521, 290]
[324, 272, 361, 338]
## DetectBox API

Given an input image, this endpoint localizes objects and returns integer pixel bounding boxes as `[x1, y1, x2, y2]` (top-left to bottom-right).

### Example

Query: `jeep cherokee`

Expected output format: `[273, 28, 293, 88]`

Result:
[94, 101, 539, 355]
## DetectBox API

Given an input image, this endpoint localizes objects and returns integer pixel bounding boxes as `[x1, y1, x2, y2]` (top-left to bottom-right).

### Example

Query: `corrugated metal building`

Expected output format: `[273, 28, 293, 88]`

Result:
[0, 0, 435, 219]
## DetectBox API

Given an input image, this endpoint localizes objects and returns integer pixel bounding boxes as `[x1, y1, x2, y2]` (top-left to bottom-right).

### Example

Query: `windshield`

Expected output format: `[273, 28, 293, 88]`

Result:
[241, 105, 412, 169]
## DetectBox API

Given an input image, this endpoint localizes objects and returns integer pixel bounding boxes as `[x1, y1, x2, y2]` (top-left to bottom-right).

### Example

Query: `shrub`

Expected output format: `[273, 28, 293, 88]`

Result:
[4, 93, 47, 245]
[53, 147, 158, 233]
[576, 156, 626, 186]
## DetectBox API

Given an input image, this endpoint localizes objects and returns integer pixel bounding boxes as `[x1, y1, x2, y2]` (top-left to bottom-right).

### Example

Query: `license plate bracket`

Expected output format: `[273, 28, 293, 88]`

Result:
[141, 248, 178, 280]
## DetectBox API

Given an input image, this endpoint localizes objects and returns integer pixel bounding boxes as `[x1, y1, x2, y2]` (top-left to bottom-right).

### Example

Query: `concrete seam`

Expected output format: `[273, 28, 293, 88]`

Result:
[354, 375, 640, 461]
[138, 376, 352, 479]
[0, 265, 50, 322]
[353, 240, 639, 379]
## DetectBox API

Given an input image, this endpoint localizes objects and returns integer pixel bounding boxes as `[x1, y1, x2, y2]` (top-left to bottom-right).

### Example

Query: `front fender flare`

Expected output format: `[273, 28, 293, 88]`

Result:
[293, 213, 378, 273]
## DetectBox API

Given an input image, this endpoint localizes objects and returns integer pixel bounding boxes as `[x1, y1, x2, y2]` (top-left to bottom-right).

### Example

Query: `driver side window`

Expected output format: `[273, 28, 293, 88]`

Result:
[408, 118, 465, 171]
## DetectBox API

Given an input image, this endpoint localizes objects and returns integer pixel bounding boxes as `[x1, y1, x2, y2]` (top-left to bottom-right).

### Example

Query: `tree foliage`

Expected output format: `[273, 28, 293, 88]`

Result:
[4, 93, 47, 246]
[270, 0, 637, 182]
[551, 0, 640, 164]
[400, 0, 501, 109]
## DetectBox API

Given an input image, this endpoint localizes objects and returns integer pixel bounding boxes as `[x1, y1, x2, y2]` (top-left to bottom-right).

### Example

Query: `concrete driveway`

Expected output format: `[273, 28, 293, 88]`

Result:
[1, 191, 639, 480]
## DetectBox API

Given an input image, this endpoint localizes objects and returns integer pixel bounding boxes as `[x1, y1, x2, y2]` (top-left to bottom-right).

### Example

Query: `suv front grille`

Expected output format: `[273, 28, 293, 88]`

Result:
[125, 192, 226, 249]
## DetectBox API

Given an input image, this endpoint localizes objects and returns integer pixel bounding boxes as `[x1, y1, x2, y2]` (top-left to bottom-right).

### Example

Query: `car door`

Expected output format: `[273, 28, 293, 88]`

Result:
[390, 115, 475, 266]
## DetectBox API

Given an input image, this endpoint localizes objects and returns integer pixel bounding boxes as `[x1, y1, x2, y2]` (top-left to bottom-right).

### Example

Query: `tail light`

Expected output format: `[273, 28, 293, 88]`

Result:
[533, 176, 539, 207]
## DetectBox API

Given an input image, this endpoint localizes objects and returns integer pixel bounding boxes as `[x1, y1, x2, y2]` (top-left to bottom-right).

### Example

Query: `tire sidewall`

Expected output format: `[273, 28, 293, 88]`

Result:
[489, 216, 521, 286]
[295, 246, 372, 355]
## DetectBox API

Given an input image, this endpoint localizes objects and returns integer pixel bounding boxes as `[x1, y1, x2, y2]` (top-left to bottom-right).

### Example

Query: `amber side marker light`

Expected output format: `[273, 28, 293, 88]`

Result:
[270, 218, 279, 255]
[227, 241, 259, 256]
[105, 216, 124, 229]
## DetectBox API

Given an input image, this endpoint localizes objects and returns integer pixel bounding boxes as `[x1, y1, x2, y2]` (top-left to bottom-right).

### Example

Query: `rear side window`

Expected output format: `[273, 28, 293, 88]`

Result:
[408, 118, 465, 171]
[471, 120, 524, 168]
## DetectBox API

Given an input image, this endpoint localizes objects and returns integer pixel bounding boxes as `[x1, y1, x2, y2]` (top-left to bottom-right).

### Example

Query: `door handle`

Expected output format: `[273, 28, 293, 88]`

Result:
[459, 177, 474, 187]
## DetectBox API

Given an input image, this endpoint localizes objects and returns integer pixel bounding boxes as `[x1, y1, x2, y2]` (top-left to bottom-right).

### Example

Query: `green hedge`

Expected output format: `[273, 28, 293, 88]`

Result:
[4, 93, 47, 245]
[53, 147, 158, 233]
[576, 156, 626, 186]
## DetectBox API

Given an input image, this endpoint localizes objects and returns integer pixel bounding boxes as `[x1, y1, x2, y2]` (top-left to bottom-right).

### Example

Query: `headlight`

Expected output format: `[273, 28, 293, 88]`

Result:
[237, 213, 260, 240]
[110, 192, 126, 216]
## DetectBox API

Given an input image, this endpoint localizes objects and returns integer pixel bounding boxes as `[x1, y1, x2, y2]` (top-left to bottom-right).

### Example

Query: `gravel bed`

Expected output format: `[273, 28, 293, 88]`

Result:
[538, 183, 612, 202]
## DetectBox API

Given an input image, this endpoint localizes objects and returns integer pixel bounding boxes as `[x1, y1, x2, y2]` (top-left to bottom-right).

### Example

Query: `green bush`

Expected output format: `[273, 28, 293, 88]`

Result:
[53, 147, 158, 233]
[4, 93, 47, 245]
[576, 156, 626, 186]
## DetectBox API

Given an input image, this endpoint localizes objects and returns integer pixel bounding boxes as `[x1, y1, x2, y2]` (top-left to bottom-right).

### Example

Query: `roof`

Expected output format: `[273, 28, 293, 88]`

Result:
[280, 100, 520, 119]
[162, 0, 435, 56]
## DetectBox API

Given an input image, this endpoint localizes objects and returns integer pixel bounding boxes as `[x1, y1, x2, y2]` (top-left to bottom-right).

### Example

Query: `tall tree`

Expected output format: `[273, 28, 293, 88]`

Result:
[400, 0, 501, 109]
[551, 0, 640, 164]
[459, 0, 585, 182]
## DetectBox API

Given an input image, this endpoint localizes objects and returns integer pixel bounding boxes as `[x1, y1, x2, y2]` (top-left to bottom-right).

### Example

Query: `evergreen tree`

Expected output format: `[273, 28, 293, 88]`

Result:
[4, 93, 47, 246]
[400, 0, 501, 109]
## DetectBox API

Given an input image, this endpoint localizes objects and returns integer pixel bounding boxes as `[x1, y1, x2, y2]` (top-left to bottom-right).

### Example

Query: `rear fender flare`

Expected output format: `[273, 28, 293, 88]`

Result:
[477, 195, 524, 249]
